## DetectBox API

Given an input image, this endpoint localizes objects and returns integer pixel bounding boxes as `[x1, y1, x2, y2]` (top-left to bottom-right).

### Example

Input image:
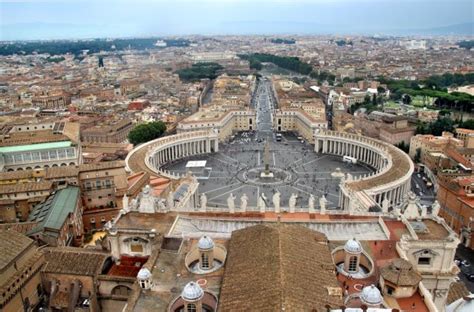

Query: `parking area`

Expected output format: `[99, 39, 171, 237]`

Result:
[411, 170, 436, 207]
[456, 245, 474, 292]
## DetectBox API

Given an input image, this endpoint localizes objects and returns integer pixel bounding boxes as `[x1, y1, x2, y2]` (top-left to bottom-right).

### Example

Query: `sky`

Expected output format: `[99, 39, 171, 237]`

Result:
[0, 0, 473, 40]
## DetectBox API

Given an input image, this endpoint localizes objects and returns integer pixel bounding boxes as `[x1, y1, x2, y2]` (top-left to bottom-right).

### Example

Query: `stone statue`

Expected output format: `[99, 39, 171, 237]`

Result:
[421, 204, 428, 217]
[200, 193, 207, 211]
[346, 173, 353, 182]
[308, 194, 315, 213]
[381, 197, 390, 213]
[431, 200, 440, 217]
[167, 191, 174, 211]
[138, 185, 156, 214]
[130, 198, 139, 211]
[157, 199, 167, 212]
[273, 191, 281, 213]
[319, 195, 328, 214]
[122, 194, 129, 212]
[289, 193, 298, 213]
[258, 193, 267, 213]
[240, 193, 248, 212]
[227, 193, 236, 213]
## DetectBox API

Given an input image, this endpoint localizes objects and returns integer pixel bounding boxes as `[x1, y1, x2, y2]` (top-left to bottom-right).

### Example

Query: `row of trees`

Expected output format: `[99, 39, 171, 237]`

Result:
[458, 40, 474, 50]
[309, 71, 336, 84]
[335, 39, 353, 46]
[415, 118, 474, 136]
[381, 73, 474, 112]
[0, 38, 190, 56]
[128, 121, 167, 145]
[175, 62, 223, 81]
[238, 53, 313, 75]
[347, 94, 379, 114]
[239, 53, 340, 85]
[270, 38, 296, 44]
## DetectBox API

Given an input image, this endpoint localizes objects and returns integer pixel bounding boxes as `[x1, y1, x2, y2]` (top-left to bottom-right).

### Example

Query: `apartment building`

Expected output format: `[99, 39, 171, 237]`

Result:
[0, 230, 45, 312]
[81, 118, 133, 144]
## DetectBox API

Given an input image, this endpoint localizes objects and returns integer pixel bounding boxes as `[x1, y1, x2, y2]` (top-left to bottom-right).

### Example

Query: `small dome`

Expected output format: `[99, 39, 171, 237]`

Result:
[137, 268, 152, 280]
[360, 285, 383, 306]
[198, 235, 215, 250]
[344, 238, 362, 254]
[181, 281, 204, 301]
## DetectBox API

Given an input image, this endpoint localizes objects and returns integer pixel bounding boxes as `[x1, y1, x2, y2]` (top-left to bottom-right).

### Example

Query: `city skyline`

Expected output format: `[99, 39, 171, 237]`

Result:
[1, 0, 473, 40]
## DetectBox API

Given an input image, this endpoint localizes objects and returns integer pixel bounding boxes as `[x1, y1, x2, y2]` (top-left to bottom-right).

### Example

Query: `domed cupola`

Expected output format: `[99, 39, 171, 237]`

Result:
[182, 281, 204, 301]
[344, 238, 362, 254]
[198, 235, 215, 251]
[360, 284, 383, 307]
[137, 268, 152, 290]
[343, 238, 363, 274]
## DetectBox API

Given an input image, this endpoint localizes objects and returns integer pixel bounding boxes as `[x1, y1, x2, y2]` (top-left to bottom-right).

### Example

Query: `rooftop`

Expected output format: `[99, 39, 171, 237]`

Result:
[42, 247, 108, 276]
[28, 186, 80, 235]
[114, 211, 176, 234]
[0, 140, 71, 153]
[219, 224, 342, 311]
[0, 230, 34, 271]
[414, 219, 450, 241]
[0, 181, 52, 194]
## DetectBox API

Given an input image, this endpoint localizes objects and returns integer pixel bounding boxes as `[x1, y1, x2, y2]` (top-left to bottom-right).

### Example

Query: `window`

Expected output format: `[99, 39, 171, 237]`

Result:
[40, 151, 49, 160]
[112, 285, 131, 296]
[131, 244, 143, 253]
[348, 256, 358, 272]
[187, 303, 197, 312]
[418, 257, 431, 265]
[201, 253, 209, 269]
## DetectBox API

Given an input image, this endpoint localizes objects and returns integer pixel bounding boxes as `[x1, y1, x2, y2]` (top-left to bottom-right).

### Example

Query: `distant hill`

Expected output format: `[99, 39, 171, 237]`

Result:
[390, 23, 474, 36]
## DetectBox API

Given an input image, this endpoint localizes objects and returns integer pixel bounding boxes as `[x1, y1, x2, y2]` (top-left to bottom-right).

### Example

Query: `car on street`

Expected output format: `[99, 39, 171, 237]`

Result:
[461, 265, 474, 281]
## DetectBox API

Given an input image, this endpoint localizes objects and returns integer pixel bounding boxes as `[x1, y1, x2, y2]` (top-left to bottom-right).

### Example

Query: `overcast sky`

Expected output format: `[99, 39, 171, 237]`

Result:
[1, 0, 473, 40]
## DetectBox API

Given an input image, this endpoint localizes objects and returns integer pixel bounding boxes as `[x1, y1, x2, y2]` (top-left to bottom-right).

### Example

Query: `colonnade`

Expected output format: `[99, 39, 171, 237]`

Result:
[148, 138, 218, 169]
[316, 138, 386, 171]
[126, 130, 219, 177]
[315, 130, 414, 213]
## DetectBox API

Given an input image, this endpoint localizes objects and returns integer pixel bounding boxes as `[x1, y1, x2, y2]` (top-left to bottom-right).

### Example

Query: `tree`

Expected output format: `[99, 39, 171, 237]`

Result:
[249, 59, 262, 70]
[396, 141, 409, 153]
[460, 119, 474, 130]
[402, 94, 411, 104]
[175, 62, 223, 82]
[414, 148, 422, 163]
[128, 121, 167, 145]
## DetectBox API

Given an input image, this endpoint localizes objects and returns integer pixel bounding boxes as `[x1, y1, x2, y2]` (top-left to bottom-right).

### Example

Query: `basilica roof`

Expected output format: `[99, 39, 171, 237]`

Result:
[218, 224, 342, 311]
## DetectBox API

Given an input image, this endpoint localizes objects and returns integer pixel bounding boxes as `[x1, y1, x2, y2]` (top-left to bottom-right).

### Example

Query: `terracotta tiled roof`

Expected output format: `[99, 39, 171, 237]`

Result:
[0, 230, 34, 270]
[78, 160, 125, 172]
[42, 247, 108, 276]
[380, 258, 422, 286]
[447, 282, 470, 305]
[45, 166, 79, 178]
[218, 224, 342, 312]
[0, 170, 35, 181]
[0, 181, 53, 194]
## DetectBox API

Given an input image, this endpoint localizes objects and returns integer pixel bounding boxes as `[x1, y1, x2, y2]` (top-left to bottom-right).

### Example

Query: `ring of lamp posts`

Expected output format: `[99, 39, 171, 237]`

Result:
[126, 129, 413, 210]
